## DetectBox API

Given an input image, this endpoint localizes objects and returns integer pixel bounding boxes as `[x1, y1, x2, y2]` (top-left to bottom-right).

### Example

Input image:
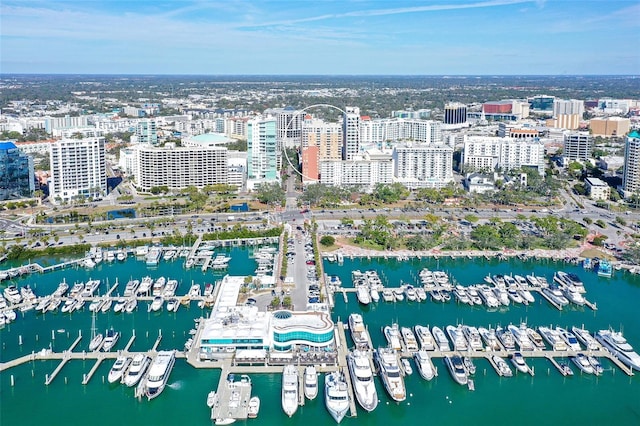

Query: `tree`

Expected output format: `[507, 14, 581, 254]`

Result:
[319, 235, 335, 246]
[254, 182, 285, 206]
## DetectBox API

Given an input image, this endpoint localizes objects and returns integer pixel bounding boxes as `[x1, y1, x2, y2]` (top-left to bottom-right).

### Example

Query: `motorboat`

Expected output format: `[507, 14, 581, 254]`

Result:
[61, 298, 76, 313]
[102, 328, 120, 351]
[400, 327, 419, 352]
[415, 287, 427, 302]
[393, 288, 404, 302]
[542, 286, 569, 307]
[89, 298, 105, 313]
[248, 396, 260, 419]
[188, 283, 202, 297]
[89, 332, 104, 351]
[463, 356, 476, 375]
[558, 362, 574, 376]
[432, 326, 450, 351]
[152, 277, 166, 296]
[556, 327, 581, 351]
[507, 324, 535, 352]
[81, 279, 101, 298]
[348, 313, 372, 350]
[145, 350, 176, 400]
[125, 298, 137, 313]
[356, 286, 371, 305]
[414, 325, 436, 351]
[453, 285, 472, 305]
[588, 356, 604, 375]
[123, 354, 150, 387]
[324, 371, 349, 423]
[495, 326, 516, 351]
[492, 355, 513, 377]
[446, 325, 468, 351]
[46, 298, 61, 312]
[100, 298, 112, 313]
[477, 285, 500, 308]
[137, 276, 153, 295]
[554, 271, 586, 293]
[571, 326, 600, 351]
[207, 391, 216, 408]
[478, 327, 502, 351]
[282, 364, 299, 417]
[404, 285, 417, 302]
[69, 282, 84, 298]
[3, 285, 21, 304]
[370, 287, 380, 303]
[401, 358, 413, 375]
[163, 279, 178, 297]
[150, 296, 164, 312]
[35, 296, 52, 312]
[373, 347, 406, 402]
[563, 286, 586, 306]
[538, 327, 568, 351]
[507, 286, 524, 304]
[123, 279, 140, 297]
[53, 279, 69, 297]
[526, 327, 546, 350]
[304, 365, 318, 400]
[381, 289, 394, 302]
[466, 286, 483, 305]
[462, 325, 483, 351]
[510, 352, 530, 374]
[430, 289, 443, 303]
[73, 298, 85, 312]
[595, 330, 640, 371]
[383, 323, 402, 351]
[414, 350, 436, 380]
[492, 287, 510, 306]
[444, 355, 468, 386]
[113, 298, 127, 313]
[108, 356, 131, 383]
[571, 353, 595, 374]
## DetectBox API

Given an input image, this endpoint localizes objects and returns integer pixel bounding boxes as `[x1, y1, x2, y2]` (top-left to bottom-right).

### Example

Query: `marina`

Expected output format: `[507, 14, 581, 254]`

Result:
[1, 248, 640, 426]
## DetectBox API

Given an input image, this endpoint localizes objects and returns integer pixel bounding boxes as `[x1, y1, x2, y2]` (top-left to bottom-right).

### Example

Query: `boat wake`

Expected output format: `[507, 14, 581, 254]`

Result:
[167, 381, 183, 390]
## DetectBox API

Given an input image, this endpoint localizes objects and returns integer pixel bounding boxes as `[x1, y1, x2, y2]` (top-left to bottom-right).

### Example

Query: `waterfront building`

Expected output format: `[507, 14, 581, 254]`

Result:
[462, 135, 545, 175]
[247, 117, 278, 191]
[0, 141, 35, 200]
[622, 130, 640, 198]
[392, 142, 454, 189]
[590, 117, 631, 137]
[584, 177, 610, 201]
[563, 133, 593, 162]
[198, 276, 334, 360]
[444, 102, 467, 125]
[49, 137, 106, 204]
[320, 150, 393, 190]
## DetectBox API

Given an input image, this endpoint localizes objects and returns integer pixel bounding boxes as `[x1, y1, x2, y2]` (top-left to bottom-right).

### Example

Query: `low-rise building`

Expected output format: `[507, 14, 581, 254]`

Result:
[585, 177, 611, 201]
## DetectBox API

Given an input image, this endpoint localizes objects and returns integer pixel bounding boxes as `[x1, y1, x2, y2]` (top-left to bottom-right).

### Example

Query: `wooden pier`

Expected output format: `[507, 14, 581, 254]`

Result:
[45, 334, 83, 385]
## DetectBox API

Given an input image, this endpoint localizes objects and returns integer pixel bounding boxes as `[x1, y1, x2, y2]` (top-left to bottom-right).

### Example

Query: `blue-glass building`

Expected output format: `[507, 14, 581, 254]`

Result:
[0, 141, 35, 200]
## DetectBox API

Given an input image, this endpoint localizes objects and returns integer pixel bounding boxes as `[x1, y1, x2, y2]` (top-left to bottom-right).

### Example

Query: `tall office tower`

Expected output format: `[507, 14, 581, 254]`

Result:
[246, 117, 278, 191]
[342, 106, 361, 160]
[622, 131, 640, 198]
[276, 108, 302, 149]
[444, 103, 467, 125]
[563, 133, 593, 161]
[0, 141, 35, 200]
[135, 119, 158, 145]
[49, 137, 106, 204]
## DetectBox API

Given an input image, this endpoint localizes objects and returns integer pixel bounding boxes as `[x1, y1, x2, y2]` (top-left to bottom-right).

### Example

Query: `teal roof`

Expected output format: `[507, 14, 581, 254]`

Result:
[629, 130, 640, 139]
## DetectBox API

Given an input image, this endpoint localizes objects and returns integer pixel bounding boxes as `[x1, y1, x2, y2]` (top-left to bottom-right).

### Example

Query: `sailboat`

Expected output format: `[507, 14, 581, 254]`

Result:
[88, 310, 103, 351]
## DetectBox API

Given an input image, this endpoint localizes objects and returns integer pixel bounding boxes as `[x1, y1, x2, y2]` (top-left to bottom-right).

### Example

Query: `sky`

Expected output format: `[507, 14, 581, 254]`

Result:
[1, 0, 639, 75]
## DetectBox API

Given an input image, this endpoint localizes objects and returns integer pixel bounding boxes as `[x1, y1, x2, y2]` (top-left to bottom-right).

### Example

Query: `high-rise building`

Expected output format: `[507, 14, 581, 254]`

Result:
[49, 137, 106, 204]
[132, 144, 228, 192]
[133, 119, 158, 145]
[392, 143, 454, 189]
[44, 115, 89, 133]
[276, 108, 302, 149]
[622, 130, 640, 198]
[444, 103, 467, 125]
[301, 117, 342, 184]
[462, 136, 546, 175]
[342, 107, 360, 160]
[247, 117, 278, 191]
[320, 150, 392, 190]
[563, 133, 593, 161]
[550, 99, 584, 130]
[528, 95, 555, 113]
[0, 141, 35, 200]
[590, 117, 631, 137]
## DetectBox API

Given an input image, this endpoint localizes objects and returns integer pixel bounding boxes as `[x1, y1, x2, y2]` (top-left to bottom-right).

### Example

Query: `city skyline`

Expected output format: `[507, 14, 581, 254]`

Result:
[1, 0, 639, 75]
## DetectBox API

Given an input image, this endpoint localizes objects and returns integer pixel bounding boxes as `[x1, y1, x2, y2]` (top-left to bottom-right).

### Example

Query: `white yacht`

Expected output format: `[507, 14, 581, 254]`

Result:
[356, 285, 371, 305]
[137, 276, 153, 295]
[324, 371, 350, 423]
[53, 280, 69, 297]
[303, 365, 318, 400]
[432, 326, 450, 351]
[571, 326, 600, 351]
[60, 298, 76, 314]
[347, 350, 378, 412]
[446, 325, 468, 351]
[145, 350, 176, 400]
[108, 356, 131, 383]
[123, 279, 140, 297]
[507, 324, 535, 352]
[495, 326, 516, 351]
[510, 352, 530, 374]
[453, 285, 472, 305]
[113, 298, 127, 313]
[381, 289, 394, 302]
[163, 279, 178, 297]
[556, 327, 581, 351]
[152, 277, 166, 296]
[542, 286, 570, 307]
[81, 279, 101, 298]
[462, 326, 483, 351]
[444, 355, 468, 385]
[538, 327, 568, 351]
[492, 355, 513, 377]
[478, 327, 502, 351]
[102, 328, 120, 351]
[348, 313, 372, 350]
[595, 330, 640, 371]
[571, 353, 595, 374]
[89, 332, 104, 351]
[150, 296, 164, 312]
[563, 286, 586, 306]
[125, 298, 137, 313]
[414, 325, 436, 351]
[3, 285, 22, 304]
[383, 323, 402, 351]
[373, 347, 406, 402]
[526, 327, 546, 350]
[554, 271, 586, 293]
[282, 364, 299, 417]
[400, 327, 419, 352]
[414, 350, 436, 380]
[124, 354, 150, 387]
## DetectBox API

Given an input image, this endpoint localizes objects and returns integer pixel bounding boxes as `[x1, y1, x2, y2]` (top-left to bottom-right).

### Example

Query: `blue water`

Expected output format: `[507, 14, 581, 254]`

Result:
[1, 253, 640, 425]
